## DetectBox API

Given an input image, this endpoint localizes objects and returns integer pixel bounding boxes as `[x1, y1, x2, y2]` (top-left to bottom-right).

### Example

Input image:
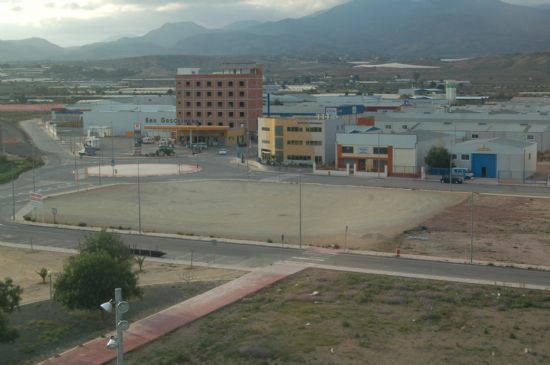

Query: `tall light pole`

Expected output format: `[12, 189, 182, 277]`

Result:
[11, 172, 16, 221]
[101, 288, 129, 365]
[299, 174, 302, 249]
[31, 142, 36, 192]
[137, 159, 142, 234]
[111, 121, 115, 177]
[470, 191, 474, 264]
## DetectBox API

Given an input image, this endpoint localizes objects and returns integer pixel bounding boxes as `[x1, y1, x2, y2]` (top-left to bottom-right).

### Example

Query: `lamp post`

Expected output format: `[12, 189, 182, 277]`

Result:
[137, 159, 142, 234]
[101, 288, 129, 365]
[470, 191, 474, 264]
[299, 174, 302, 249]
[345, 225, 349, 252]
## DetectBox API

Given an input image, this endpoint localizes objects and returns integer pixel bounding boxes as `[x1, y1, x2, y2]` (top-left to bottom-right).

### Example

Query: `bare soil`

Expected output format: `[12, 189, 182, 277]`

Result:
[389, 194, 550, 266]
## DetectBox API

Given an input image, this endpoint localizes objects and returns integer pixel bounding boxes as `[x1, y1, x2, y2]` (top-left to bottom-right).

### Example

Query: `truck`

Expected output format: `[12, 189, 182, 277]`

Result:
[78, 145, 96, 156]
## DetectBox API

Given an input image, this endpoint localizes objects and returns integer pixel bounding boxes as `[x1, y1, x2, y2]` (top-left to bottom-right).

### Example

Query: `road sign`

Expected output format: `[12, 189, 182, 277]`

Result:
[51, 208, 58, 217]
[111, 159, 116, 167]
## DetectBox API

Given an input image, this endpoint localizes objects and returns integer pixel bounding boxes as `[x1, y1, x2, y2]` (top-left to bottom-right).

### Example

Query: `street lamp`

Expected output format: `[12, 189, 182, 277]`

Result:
[100, 288, 130, 365]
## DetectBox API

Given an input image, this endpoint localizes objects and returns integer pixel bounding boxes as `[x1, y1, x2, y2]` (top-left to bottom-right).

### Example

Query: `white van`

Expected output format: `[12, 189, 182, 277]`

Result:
[452, 167, 474, 180]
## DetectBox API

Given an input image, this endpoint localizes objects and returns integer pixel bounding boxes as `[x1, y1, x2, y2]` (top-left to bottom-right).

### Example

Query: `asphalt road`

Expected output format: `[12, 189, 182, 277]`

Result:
[1, 119, 550, 289]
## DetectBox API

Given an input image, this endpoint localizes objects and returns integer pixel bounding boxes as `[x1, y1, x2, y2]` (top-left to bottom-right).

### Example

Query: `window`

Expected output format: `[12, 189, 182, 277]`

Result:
[218, 112, 223, 117]
[472, 134, 479, 139]
[239, 112, 245, 117]
[229, 112, 234, 117]
[196, 102, 202, 107]
[228, 102, 234, 108]
[197, 111, 202, 117]
[239, 91, 245, 97]
[217, 91, 223, 97]
[185, 91, 191, 97]
[385, 125, 392, 129]
[529, 153, 532, 160]
[207, 92, 212, 97]
[229, 91, 234, 97]
[229, 122, 234, 128]
[177, 101, 181, 105]
[228, 81, 234, 87]
[315, 156, 323, 164]
[287, 127, 303, 132]
[342, 146, 353, 153]
[186, 102, 191, 107]
[186, 111, 191, 117]
[217, 81, 223, 87]
[207, 81, 212, 87]
[218, 102, 223, 107]
[527, 135, 535, 140]
[275, 126, 284, 136]
[207, 102, 212, 107]
[287, 140, 303, 145]
[207, 112, 213, 117]
[177, 91, 182, 96]
[306, 141, 322, 146]
[373, 147, 388, 155]
[185, 81, 190, 87]
[461, 154, 470, 161]
[196, 81, 201, 87]
[262, 140, 270, 144]
[196, 91, 201, 97]
[262, 127, 270, 131]
[452, 154, 457, 160]
[177, 81, 182, 86]
[239, 102, 245, 108]
[239, 81, 245, 87]
[305, 127, 322, 132]
[218, 122, 223, 126]
[402, 125, 408, 129]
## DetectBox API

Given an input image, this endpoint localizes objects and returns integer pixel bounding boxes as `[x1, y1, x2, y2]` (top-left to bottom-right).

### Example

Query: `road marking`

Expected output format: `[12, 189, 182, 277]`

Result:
[291, 256, 327, 262]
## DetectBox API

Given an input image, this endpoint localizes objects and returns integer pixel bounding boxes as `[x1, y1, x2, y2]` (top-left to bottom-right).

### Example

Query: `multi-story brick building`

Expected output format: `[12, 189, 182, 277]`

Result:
[175, 65, 263, 145]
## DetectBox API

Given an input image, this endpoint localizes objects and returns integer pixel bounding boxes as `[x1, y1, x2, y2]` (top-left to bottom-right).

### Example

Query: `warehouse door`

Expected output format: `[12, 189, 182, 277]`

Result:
[472, 153, 497, 178]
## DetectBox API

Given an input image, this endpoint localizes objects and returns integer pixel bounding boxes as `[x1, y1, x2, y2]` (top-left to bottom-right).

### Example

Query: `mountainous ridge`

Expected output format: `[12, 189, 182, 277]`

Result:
[2, 0, 550, 62]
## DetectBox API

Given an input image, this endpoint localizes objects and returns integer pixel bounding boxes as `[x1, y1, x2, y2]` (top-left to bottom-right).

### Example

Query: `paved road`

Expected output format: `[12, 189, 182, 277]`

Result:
[2, 119, 550, 289]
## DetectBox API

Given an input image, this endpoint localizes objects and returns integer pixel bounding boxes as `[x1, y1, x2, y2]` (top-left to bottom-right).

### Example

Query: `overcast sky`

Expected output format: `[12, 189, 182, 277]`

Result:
[0, 0, 549, 46]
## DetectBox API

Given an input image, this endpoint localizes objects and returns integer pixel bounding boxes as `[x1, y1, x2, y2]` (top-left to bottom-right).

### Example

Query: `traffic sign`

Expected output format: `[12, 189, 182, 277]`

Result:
[111, 159, 116, 167]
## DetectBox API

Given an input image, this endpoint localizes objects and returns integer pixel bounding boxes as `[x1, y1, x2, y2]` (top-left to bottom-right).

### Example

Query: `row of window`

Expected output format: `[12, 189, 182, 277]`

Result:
[287, 155, 311, 161]
[183, 111, 246, 118]
[178, 80, 246, 88]
[342, 146, 387, 154]
[172, 121, 238, 128]
[262, 127, 270, 131]
[452, 154, 470, 161]
[181, 91, 247, 98]
[285, 126, 324, 133]
[181, 101, 247, 108]
[286, 140, 323, 146]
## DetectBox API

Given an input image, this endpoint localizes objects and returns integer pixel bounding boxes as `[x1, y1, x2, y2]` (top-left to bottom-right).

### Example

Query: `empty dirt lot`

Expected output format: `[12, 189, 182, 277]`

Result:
[38, 180, 465, 249]
[390, 194, 550, 266]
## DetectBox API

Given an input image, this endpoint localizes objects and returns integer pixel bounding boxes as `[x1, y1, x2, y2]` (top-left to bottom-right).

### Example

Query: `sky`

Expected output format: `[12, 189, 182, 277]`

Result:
[0, 0, 549, 46]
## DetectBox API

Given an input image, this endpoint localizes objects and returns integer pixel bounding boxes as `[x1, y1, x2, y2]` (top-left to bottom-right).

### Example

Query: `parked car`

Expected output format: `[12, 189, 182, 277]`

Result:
[440, 175, 463, 184]
[78, 146, 96, 156]
[451, 167, 474, 180]
[218, 148, 228, 155]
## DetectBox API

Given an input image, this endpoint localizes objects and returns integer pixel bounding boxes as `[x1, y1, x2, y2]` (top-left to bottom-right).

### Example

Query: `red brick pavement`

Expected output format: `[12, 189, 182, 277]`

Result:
[38, 262, 306, 365]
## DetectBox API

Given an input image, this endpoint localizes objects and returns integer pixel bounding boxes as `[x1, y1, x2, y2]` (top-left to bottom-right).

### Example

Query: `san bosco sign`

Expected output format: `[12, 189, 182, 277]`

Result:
[145, 117, 201, 125]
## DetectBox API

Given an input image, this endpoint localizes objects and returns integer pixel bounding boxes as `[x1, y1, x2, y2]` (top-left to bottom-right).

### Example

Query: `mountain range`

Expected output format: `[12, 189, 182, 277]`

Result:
[2, 0, 550, 62]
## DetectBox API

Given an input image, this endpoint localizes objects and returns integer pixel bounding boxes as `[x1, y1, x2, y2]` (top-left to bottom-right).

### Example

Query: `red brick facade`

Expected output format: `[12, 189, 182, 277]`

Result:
[175, 66, 263, 135]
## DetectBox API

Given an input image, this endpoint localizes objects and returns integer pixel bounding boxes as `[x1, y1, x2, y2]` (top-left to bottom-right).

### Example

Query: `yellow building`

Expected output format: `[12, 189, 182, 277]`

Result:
[258, 117, 345, 165]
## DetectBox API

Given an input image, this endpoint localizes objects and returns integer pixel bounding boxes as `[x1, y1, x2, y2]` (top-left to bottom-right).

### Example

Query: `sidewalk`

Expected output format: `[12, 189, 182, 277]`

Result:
[38, 261, 307, 365]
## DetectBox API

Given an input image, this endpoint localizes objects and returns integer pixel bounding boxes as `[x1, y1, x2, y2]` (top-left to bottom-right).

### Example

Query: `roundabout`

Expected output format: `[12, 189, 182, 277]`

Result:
[86, 163, 201, 178]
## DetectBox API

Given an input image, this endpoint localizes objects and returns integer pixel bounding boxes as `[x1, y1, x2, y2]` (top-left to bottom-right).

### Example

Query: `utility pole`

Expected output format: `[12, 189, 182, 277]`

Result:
[11, 172, 16, 221]
[32, 142, 36, 192]
[470, 191, 474, 264]
[137, 159, 142, 234]
[345, 225, 349, 252]
[299, 174, 302, 249]
[111, 121, 115, 177]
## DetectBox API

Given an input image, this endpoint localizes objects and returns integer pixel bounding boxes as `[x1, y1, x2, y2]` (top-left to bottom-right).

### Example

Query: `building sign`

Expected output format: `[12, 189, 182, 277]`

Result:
[145, 117, 201, 125]
[30, 192, 44, 208]
[358, 147, 369, 154]
[477, 144, 491, 152]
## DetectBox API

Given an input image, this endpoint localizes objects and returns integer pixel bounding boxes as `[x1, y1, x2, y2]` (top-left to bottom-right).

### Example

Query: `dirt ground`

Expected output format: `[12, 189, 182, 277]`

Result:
[390, 194, 550, 266]
[118, 269, 550, 365]
[39, 180, 465, 249]
[0, 246, 243, 304]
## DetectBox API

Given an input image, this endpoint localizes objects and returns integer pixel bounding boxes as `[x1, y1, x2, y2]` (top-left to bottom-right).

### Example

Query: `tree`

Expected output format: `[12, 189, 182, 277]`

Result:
[0, 278, 22, 343]
[54, 252, 141, 311]
[425, 146, 452, 168]
[54, 231, 141, 311]
[80, 230, 133, 264]
[37, 268, 48, 284]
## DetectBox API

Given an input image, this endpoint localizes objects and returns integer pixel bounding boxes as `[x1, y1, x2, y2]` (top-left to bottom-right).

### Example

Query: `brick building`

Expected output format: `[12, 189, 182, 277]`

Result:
[176, 65, 263, 144]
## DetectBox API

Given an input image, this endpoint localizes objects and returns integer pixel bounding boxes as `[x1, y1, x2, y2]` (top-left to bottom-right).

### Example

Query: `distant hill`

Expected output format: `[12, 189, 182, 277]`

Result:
[3, 0, 550, 61]
[0, 38, 65, 62]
